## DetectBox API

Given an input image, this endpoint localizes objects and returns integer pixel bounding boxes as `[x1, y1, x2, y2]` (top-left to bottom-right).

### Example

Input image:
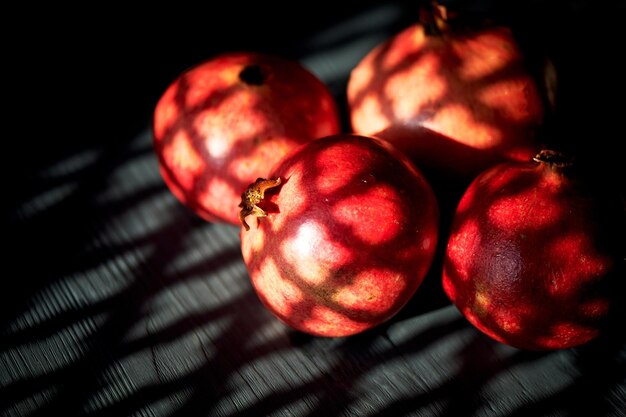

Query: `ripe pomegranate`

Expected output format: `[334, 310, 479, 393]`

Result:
[153, 52, 340, 225]
[240, 134, 439, 336]
[347, 4, 545, 179]
[443, 150, 624, 350]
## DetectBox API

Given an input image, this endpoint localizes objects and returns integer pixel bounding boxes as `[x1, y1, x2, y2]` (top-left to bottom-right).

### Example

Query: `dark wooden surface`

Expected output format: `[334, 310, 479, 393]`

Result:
[4, 2, 625, 416]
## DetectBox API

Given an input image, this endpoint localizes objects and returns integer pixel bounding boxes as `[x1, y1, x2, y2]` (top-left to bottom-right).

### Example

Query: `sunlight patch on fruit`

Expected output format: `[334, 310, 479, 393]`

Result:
[164, 131, 205, 174]
[461, 307, 490, 337]
[351, 94, 390, 134]
[544, 233, 611, 293]
[221, 65, 241, 85]
[303, 304, 363, 337]
[205, 134, 231, 159]
[241, 221, 265, 258]
[423, 102, 501, 149]
[347, 57, 376, 99]
[535, 322, 597, 350]
[279, 220, 353, 286]
[268, 173, 308, 234]
[455, 32, 513, 81]
[153, 86, 180, 140]
[332, 183, 405, 244]
[253, 257, 306, 317]
[492, 310, 524, 335]
[441, 275, 457, 302]
[446, 219, 481, 281]
[194, 99, 269, 156]
[314, 144, 372, 195]
[181, 72, 212, 109]
[249, 222, 267, 255]
[228, 137, 294, 183]
[473, 291, 491, 317]
[478, 78, 536, 123]
[384, 28, 425, 69]
[486, 193, 561, 231]
[198, 177, 237, 219]
[385, 52, 446, 121]
[331, 268, 405, 314]
[161, 133, 204, 198]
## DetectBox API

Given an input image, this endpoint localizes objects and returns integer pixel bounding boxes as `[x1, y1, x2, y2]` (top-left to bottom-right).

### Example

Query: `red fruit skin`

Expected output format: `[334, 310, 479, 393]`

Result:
[347, 23, 544, 179]
[153, 52, 340, 225]
[443, 157, 624, 350]
[240, 134, 439, 337]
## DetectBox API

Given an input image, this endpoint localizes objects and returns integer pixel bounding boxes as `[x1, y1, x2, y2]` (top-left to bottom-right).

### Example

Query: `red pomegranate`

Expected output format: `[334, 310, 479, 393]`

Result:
[153, 52, 340, 225]
[347, 5, 545, 179]
[240, 134, 439, 336]
[443, 150, 624, 350]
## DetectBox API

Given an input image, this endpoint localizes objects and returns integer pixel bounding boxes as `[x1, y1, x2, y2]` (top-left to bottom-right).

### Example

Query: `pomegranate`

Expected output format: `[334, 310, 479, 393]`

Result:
[240, 134, 439, 336]
[443, 150, 624, 350]
[347, 4, 545, 179]
[153, 52, 340, 225]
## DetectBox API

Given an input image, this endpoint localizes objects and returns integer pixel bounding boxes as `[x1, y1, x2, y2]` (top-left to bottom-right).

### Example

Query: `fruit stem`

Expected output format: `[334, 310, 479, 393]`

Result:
[533, 150, 574, 170]
[238, 177, 282, 231]
[420, 1, 449, 36]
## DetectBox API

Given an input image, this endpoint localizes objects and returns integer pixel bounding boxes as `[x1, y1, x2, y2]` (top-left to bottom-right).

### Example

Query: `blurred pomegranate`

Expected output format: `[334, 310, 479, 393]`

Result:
[347, 4, 545, 180]
[240, 134, 439, 336]
[443, 150, 624, 349]
[153, 52, 340, 224]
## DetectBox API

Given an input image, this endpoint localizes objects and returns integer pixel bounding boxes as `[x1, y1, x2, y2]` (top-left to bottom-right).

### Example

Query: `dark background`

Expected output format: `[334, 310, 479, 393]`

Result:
[4, 1, 626, 416]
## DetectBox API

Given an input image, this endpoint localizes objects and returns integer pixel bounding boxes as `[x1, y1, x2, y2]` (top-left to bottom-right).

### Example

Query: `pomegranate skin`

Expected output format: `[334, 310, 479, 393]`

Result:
[347, 21, 544, 179]
[443, 152, 624, 350]
[240, 134, 439, 337]
[153, 52, 340, 225]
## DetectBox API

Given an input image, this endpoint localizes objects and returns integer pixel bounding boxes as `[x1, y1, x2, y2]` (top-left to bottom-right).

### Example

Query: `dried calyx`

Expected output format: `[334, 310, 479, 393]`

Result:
[533, 149, 574, 170]
[238, 177, 282, 231]
[420, 1, 449, 35]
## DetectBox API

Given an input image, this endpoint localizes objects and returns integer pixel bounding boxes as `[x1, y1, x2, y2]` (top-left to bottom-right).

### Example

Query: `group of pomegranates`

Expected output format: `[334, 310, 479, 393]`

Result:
[153, 3, 623, 350]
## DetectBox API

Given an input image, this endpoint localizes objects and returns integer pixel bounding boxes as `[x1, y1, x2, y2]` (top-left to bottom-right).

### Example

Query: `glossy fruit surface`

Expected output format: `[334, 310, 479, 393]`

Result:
[348, 13, 544, 179]
[443, 150, 623, 349]
[153, 52, 340, 224]
[240, 134, 439, 336]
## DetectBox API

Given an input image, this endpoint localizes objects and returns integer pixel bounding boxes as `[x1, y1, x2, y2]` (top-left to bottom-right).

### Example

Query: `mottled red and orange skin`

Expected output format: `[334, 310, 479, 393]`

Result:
[153, 52, 340, 224]
[347, 23, 544, 179]
[240, 135, 439, 337]
[443, 153, 623, 349]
